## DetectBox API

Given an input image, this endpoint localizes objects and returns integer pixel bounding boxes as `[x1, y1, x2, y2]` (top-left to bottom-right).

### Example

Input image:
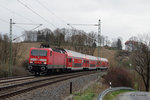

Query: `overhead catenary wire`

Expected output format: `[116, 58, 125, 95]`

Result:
[13, 24, 43, 41]
[0, 18, 9, 23]
[0, 18, 42, 41]
[0, 4, 49, 31]
[13, 23, 42, 25]
[67, 23, 98, 41]
[0, 5, 36, 23]
[17, 0, 56, 29]
[68, 24, 98, 26]
[0, 18, 26, 30]
[35, 0, 70, 28]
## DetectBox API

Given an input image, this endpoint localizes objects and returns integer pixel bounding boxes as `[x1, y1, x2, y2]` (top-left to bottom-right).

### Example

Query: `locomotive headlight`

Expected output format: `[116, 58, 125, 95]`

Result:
[30, 61, 33, 63]
[44, 62, 47, 64]
[40, 59, 47, 61]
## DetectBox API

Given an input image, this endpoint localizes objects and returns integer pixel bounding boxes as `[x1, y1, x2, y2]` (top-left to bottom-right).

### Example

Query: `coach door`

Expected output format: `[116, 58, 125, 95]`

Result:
[67, 58, 72, 67]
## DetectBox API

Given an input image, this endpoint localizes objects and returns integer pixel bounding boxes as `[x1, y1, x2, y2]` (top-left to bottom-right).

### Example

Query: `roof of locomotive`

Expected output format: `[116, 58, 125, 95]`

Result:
[30, 47, 52, 51]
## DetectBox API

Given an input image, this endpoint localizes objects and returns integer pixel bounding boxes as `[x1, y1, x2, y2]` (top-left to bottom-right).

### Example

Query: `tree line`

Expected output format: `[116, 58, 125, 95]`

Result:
[0, 33, 23, 66]
[130, 34, 150, 91]
[23, 28, 123, 54]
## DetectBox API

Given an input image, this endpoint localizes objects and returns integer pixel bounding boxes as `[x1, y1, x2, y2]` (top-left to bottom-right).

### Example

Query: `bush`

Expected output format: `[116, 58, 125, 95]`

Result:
[103, 67, 133, 88]
[0, 64, 9, 77]
[22, 59, 29, 70]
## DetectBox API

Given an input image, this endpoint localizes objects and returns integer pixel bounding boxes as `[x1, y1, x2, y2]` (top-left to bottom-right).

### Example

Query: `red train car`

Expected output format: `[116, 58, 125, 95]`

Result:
[65, 49, 84, 70]
[28, 48, 66, 75]
[99, 58, 109, 70]
[28, 47, 109, 75]
[83, 55, 89, 70]
[88, 55, 97, 70]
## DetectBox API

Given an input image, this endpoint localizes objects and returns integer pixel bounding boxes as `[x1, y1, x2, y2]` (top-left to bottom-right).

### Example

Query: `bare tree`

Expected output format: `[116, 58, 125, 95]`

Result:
[24, 31, 37, 42]
[131, 34, 150, 91]
[0, 34, 9, 64]
[53, 28, 66, 47]
[105, 36, 111, 46]
[111, 39, 117, 48]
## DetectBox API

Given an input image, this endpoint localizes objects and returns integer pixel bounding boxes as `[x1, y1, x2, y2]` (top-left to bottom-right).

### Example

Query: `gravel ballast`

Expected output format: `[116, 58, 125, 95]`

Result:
[8, 72, 104, 100]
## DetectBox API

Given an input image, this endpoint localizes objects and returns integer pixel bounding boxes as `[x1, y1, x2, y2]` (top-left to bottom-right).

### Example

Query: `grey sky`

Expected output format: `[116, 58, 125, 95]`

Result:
[0, 0, 150, 44]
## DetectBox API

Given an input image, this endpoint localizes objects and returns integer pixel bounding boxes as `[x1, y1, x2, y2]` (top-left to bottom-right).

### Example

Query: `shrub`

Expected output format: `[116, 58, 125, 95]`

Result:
[22, 59, 29, 70]
[0, 64, 9, 77]
[103, 67, 133, 88]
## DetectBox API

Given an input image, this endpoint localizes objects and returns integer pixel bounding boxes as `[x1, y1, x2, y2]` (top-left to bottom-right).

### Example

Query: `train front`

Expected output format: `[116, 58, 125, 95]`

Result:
[28, 48, 49, 75]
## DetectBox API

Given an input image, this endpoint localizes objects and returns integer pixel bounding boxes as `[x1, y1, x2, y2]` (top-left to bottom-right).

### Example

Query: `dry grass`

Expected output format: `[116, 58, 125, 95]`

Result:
[0, 64, 9, 77]
[94, 48, 117, 67]
[17, 42, 41, 59]
[0, 64, 31, 77]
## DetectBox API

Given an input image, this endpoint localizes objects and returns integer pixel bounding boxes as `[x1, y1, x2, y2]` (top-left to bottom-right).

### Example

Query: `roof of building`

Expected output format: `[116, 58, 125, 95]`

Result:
[125, 40, 138, 45]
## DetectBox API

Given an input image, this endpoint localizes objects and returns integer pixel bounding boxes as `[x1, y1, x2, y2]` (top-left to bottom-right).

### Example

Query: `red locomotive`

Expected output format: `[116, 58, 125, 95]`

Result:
[28, 47, 109, 75]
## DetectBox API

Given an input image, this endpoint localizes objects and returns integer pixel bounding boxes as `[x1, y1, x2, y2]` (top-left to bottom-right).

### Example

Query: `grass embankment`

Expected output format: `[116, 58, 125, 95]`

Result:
[104, 90, 134, 100]
[94, 47, 117, 67]
[73, 81, 108, 100]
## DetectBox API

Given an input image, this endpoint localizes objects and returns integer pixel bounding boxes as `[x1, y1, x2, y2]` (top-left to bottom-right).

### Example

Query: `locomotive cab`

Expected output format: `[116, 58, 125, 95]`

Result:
[28, 48, 50, 75]
[28, 48, 66, 75]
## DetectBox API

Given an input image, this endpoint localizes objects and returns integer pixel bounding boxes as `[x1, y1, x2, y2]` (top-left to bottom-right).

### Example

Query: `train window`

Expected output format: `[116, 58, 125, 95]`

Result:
[31, 50, 47, 56]
[68, 58, 72, 62]
[50, 51, 52, 56]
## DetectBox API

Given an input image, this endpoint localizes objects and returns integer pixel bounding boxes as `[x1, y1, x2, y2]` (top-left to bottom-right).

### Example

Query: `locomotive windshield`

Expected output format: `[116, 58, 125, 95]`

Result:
[31, 50, 47, 56]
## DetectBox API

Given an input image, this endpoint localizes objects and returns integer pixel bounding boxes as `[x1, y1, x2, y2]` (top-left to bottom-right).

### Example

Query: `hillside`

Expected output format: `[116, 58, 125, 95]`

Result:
[94, 48, 117, 67]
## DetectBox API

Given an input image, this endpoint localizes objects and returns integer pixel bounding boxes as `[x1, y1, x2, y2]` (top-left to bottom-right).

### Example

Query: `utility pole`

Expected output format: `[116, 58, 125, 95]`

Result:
[67, 19, 101, 57]
[8, 19, 42, 77]
[98, 19, 101, 57]
[9, 19, 13, 76]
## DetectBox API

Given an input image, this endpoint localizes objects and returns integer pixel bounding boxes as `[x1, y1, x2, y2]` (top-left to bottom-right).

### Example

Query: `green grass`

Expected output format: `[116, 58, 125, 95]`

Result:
[73, 82, 102, 100]
[74, 93, 95, 100]
[134, 82, 138, 90]
[73, 86, 96, 100]
[104, 90, 134, 100]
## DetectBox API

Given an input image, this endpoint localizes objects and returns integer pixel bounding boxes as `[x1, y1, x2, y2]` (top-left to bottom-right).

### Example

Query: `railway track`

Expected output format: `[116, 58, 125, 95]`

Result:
[0, 75, 33, 81]
[0, 71, 99, 99]
[0, 76, 35, 84]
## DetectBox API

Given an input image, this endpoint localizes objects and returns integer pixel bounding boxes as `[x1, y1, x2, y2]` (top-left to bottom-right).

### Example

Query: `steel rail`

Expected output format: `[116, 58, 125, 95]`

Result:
[0, 75, 32, 81]
[0, 76, 35, 84]
[0, 71, 99, 99]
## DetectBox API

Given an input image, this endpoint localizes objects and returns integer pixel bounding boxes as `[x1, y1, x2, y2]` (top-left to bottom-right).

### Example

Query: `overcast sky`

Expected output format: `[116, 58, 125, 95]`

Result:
[0, 0, 150, 44]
